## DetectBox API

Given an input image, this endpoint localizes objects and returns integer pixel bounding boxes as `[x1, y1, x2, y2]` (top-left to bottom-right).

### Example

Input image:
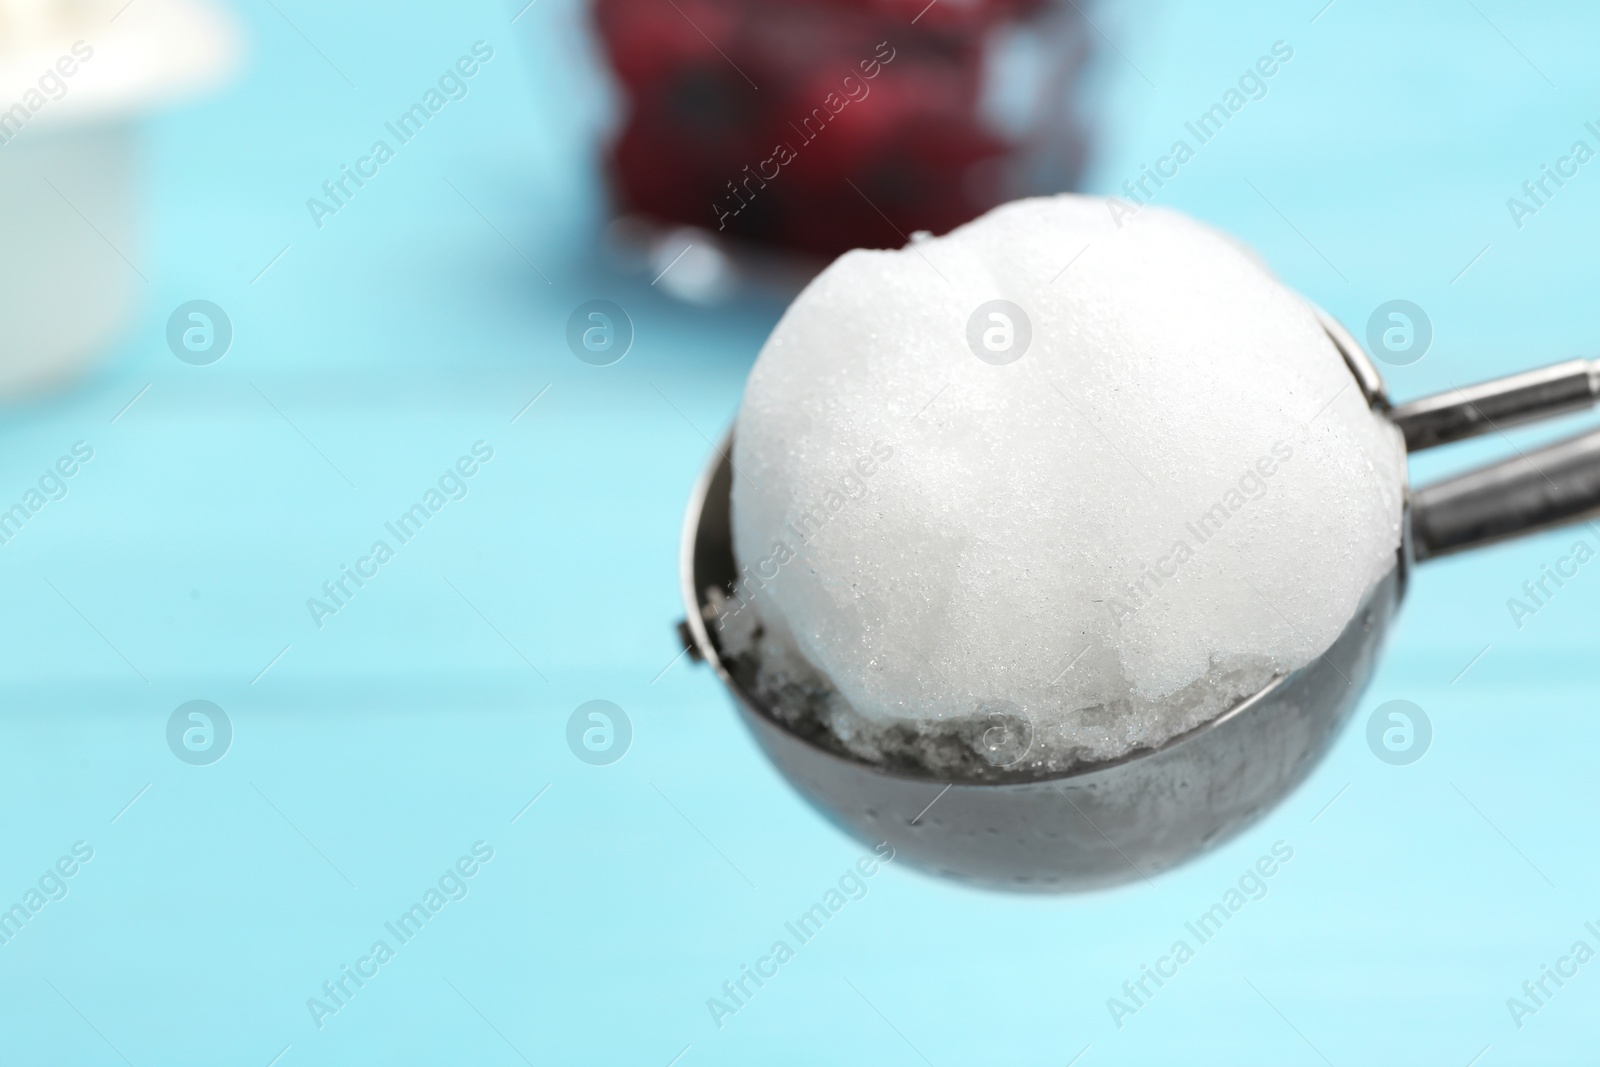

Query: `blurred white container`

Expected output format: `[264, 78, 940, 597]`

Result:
[0, 0, 237, 398]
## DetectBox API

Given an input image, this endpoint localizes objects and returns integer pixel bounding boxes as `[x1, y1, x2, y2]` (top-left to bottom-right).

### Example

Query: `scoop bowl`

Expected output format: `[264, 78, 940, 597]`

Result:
[679, 313, 1600, 890]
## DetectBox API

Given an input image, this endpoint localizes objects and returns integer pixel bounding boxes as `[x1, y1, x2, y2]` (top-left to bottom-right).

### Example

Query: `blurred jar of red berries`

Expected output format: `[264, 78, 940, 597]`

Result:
[592, 0, 1091, 262]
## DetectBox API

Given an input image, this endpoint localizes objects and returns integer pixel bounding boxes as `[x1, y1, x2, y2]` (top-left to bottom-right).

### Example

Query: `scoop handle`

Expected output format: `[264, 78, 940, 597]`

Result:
[1390, 359, 1600, 451]
[1411, 426, 1600, 560]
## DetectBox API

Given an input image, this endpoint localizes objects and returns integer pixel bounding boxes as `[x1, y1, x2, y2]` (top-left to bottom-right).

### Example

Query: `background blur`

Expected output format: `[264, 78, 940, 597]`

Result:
[2, 0, 1599, 1063]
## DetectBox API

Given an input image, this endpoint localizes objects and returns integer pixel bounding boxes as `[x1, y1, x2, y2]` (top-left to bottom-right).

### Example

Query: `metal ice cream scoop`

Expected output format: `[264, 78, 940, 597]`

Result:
[679, 311, 1600, 891]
